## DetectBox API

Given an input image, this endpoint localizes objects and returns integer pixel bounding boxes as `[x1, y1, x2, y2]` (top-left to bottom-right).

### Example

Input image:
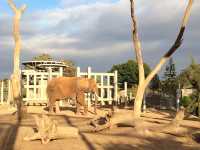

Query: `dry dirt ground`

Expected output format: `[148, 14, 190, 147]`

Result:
[0, 105, 200, 150]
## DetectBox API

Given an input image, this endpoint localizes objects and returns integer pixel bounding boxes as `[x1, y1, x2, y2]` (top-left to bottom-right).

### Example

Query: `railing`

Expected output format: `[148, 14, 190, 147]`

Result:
[21, 67, 118, 106]
[22, 69, 62, 103]
[0, 80, 12, 105]
[77, 67, 118, 106]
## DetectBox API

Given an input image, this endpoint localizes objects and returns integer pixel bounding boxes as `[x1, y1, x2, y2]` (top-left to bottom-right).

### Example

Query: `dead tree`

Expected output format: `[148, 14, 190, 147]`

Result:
[130, 0, 193, 118]
[90, 109, 136, 132]
[24, 115, 79, 144]
[7, 0, 26, 120]
[90, 107, 186, 135]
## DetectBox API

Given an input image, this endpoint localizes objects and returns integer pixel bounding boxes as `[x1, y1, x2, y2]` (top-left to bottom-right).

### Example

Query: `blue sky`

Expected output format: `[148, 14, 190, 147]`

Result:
[0, 0, 119, 12]
[0, 0, 199, 78]
[0, 0, 59, 13]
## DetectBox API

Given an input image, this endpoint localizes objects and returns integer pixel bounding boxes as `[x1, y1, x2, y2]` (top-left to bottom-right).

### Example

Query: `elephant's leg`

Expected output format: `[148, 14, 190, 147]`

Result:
[83, 101, 88, 115]
[76, 102, 81, 115]
[76, 93, 81, 115]
[55, 101, 61, 113]
[49, 99, 54, 113]
[49, 106, 54, 113]
[80, 92, 87, 115]
[94, 95, 97, 115]
[76, 92, 87, 115]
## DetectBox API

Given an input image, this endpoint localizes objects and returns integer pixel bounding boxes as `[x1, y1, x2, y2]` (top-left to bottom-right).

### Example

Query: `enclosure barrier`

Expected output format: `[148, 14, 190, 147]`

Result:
[77, 67, 118, 106]
[22, 69, 62, 104]
[21, 65, 118, 107]
[0, 80, 12, 105]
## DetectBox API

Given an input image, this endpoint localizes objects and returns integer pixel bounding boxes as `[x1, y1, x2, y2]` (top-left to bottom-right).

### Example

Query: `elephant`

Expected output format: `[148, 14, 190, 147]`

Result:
[46, 77, 98, 114]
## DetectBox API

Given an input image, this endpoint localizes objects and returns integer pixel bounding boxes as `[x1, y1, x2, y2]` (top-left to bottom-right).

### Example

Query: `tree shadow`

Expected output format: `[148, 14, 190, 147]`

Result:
[144, 119, 165, 125]
[103, 136, 199, 150]
[0, 114, 19, 150]
[1, 111, 199, 150]
[141, 115, 172, 122]
[145, 108, 176, 118]
[100, 130, 200, 150]
[62, 115, 96, 150]
[0, 113, 45, 150]
[104, 143, 136, 150]
[192, 132, 200, 144]
[185, 116, 200, 122]
[59, 106, 76, 112]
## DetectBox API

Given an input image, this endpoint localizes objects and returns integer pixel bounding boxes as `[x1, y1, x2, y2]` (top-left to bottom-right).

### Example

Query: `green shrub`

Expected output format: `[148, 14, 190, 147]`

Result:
[180, 96, 192, 107]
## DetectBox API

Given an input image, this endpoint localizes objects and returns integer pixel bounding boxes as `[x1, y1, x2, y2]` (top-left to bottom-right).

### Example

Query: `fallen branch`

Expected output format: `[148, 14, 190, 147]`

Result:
[24, 115, 79, 144]
[89, 109, 136, 132]
[89, 107, 186, 137]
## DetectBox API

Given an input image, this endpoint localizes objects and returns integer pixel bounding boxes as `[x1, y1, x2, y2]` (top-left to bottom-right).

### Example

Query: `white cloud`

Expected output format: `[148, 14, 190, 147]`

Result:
[0, 0, 199, 78]
[59, 0, 117, 8]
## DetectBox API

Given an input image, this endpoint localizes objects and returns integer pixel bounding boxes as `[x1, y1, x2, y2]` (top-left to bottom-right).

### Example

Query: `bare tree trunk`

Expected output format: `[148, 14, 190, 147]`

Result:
[133, 84, 146, 118]
[130, 0, 193, 118]
[8, 0, 26, 120]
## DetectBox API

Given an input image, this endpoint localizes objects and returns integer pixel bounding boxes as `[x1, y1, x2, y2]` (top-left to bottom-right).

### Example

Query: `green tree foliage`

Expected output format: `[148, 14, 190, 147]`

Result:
[24, 54, 53, 70]
[33, 53, 53, 61]
[180, 96, 192, 107]
[60, 59, 76, 77]
[149, 74, 160, 91]
[178, 59, 200, 116]
[164, 58, 176, 78]
[161, 58, 178, 97]
[109, 60, 152, 88]
[178, 58, 200, 89]
[25, 54, 76, 76]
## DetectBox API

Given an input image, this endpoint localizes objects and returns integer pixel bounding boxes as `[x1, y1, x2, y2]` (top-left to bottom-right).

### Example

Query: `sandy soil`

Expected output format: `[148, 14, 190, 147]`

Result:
[0, 106, 200, 150]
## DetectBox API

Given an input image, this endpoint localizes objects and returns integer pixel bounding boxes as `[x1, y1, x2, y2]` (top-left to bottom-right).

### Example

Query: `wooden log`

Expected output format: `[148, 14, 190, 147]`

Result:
[24, 115, 79, 144]
[24, 126, 79, 143]
[90, 107, 186, 137]
[90, 109, 135, 132]
[109, 109, 135, 127]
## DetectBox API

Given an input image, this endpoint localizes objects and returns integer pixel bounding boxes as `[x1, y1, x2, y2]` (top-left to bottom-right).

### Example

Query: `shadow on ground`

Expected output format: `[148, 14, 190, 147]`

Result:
[0, 114, 19, 150]
[0, 109, 200, 150]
